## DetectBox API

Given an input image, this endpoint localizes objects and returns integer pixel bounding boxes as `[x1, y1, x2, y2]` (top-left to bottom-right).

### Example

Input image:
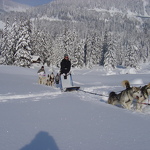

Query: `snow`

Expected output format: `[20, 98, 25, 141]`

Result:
[1, 64, 150, 150]
[142, 0, 149, 16]
[1, 0, 31, 12]
[38, 15, 62, 22]
[0, 21, 5, 29]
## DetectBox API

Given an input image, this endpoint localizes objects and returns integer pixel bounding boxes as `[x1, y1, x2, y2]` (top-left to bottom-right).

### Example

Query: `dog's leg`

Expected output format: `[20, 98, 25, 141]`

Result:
[46, 80, 48, 86]
[46, 80, 49, 86]
[136, 102, 141, 111]
[38, 77, 40, 84]
[137, 99, 144, 112]
[52, 80, 54, 86]
[42, 77, 46, 85]
[39, 77, 42, 84]
[122, 101, 131, 110]
[126, 101, 132, 110]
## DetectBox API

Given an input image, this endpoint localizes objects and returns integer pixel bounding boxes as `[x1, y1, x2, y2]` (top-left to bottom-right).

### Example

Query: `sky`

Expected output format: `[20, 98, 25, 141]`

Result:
[11, 0, 54, 6]
[1, 63, 150, 150]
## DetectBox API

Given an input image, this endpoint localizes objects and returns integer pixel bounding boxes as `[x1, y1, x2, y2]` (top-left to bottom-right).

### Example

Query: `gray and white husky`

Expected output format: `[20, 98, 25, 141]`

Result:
[141, 83, 150, 100]
[108, 80, 142, 110]
[136, 83, 150, 111]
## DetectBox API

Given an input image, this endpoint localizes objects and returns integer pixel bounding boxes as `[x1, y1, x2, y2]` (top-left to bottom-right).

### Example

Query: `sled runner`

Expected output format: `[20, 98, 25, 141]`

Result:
[60, 73, 80, 92]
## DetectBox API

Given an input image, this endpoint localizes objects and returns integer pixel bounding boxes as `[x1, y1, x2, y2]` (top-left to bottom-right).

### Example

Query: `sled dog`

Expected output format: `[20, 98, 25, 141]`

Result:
[108, 80, 142, 110]
[140, 83, 150, 100]
[38, 74, 46, 85]
[136, 83, 150, 111]
[46, 74, 51, 86]
[46, 72, 55, 86]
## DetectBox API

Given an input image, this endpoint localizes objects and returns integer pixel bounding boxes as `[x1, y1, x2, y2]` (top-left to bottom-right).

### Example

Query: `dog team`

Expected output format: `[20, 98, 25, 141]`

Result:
[108, 80, 150, 111]
[37, 66, 59, 86]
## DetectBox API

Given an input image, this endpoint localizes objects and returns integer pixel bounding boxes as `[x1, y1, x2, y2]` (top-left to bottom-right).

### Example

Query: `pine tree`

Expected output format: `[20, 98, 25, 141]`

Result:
[90, 33, 102, 65]
[83, 34, 94, 68]
[100, 30, 109, 66]
[10, 19, 19, 64]
[14, 19, 32, 67]
[45, 33, 54, 67]
[1, 18, 12, 65]
[104, 36, 117, 70]
[83, 41, 87, 67]
[124, 42, 139, 68]
[73, 39, 84, 67]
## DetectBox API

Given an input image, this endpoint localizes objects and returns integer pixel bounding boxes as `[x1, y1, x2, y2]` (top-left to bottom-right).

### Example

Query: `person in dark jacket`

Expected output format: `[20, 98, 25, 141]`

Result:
[60, 54, 71, 75]
[37, 66, 46, 75]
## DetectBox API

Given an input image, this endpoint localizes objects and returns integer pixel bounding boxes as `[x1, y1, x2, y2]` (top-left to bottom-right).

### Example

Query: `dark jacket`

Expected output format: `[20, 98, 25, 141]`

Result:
[37, 68, 45, 74]
[60, 59, 71, 74]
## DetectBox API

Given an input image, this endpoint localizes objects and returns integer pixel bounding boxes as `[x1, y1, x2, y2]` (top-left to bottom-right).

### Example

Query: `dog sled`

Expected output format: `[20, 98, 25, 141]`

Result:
[60, 73, 80, 92]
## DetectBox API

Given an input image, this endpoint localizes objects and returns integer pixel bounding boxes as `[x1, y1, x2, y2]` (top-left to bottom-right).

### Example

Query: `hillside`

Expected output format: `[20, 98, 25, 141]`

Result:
[0, 0, 31, 12]
[28, 0, 150, 40]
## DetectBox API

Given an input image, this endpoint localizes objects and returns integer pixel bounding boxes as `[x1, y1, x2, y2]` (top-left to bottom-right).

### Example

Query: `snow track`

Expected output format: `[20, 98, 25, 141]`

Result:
[0, 91, 61, 102]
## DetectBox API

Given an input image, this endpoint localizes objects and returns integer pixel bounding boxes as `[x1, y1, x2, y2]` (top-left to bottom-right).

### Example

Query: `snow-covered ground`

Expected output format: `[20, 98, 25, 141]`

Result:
[1, 64, 150, 150]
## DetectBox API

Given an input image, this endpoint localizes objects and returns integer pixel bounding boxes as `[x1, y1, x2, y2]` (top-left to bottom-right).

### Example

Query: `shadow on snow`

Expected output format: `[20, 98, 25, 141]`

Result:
[20, 131, 59, 150]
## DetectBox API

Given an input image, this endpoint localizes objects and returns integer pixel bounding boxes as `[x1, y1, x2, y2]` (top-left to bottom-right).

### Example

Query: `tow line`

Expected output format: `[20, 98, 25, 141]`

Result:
[137, 102, 150, 105]
[78, 89, 108, 97]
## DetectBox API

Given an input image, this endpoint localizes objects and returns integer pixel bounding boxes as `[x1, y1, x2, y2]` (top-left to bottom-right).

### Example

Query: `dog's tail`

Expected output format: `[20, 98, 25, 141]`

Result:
[122, 80, 130, 89]
[108, 91, 116, 104]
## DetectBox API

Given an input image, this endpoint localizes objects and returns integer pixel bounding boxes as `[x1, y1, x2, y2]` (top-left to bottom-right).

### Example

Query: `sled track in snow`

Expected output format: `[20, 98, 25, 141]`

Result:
[0, 91, 61, 102]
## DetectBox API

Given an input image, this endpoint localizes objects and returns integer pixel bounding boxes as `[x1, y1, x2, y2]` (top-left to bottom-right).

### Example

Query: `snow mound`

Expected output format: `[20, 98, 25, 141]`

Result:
[131, 79, 144, 85]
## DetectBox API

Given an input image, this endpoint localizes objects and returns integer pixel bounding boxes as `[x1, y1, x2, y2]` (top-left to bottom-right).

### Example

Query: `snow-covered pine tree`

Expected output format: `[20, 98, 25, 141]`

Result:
[0, 29, 2, 57]
[72, 39, 84, 67]
[37, 31, 50, 65]
[53, 34, 65, 68]
[124, 42, 139, 69]
[69, 30, 82, 67]
[90, 32, 102, 65]
[100, 30, 109, 66]
[104, 35, 117, 70]
[62, 28, 71, 54]
[83, 33, 100, 68]
[45, 33, 54, 67]
[1, 18, 12, 65]
[83, 41, 87, 67]
[10, 19, 19, 65]
[14, 19, 32, 67]
[31, 29, 42, 56]
[83, 35, 93, 68]
[139, 34, 150, 63]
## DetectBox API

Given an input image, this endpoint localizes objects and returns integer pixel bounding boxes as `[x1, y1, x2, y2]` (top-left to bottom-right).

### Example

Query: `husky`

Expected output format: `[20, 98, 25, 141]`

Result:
[136, 83, 150, 111]
[108, 80, 142, 110]
[38, 70, 46, 85]
[141, 83, 150, 100]
[49, 72, 55, 86]
[38, 74, 46, 85]
[46, 74, 51, 86]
